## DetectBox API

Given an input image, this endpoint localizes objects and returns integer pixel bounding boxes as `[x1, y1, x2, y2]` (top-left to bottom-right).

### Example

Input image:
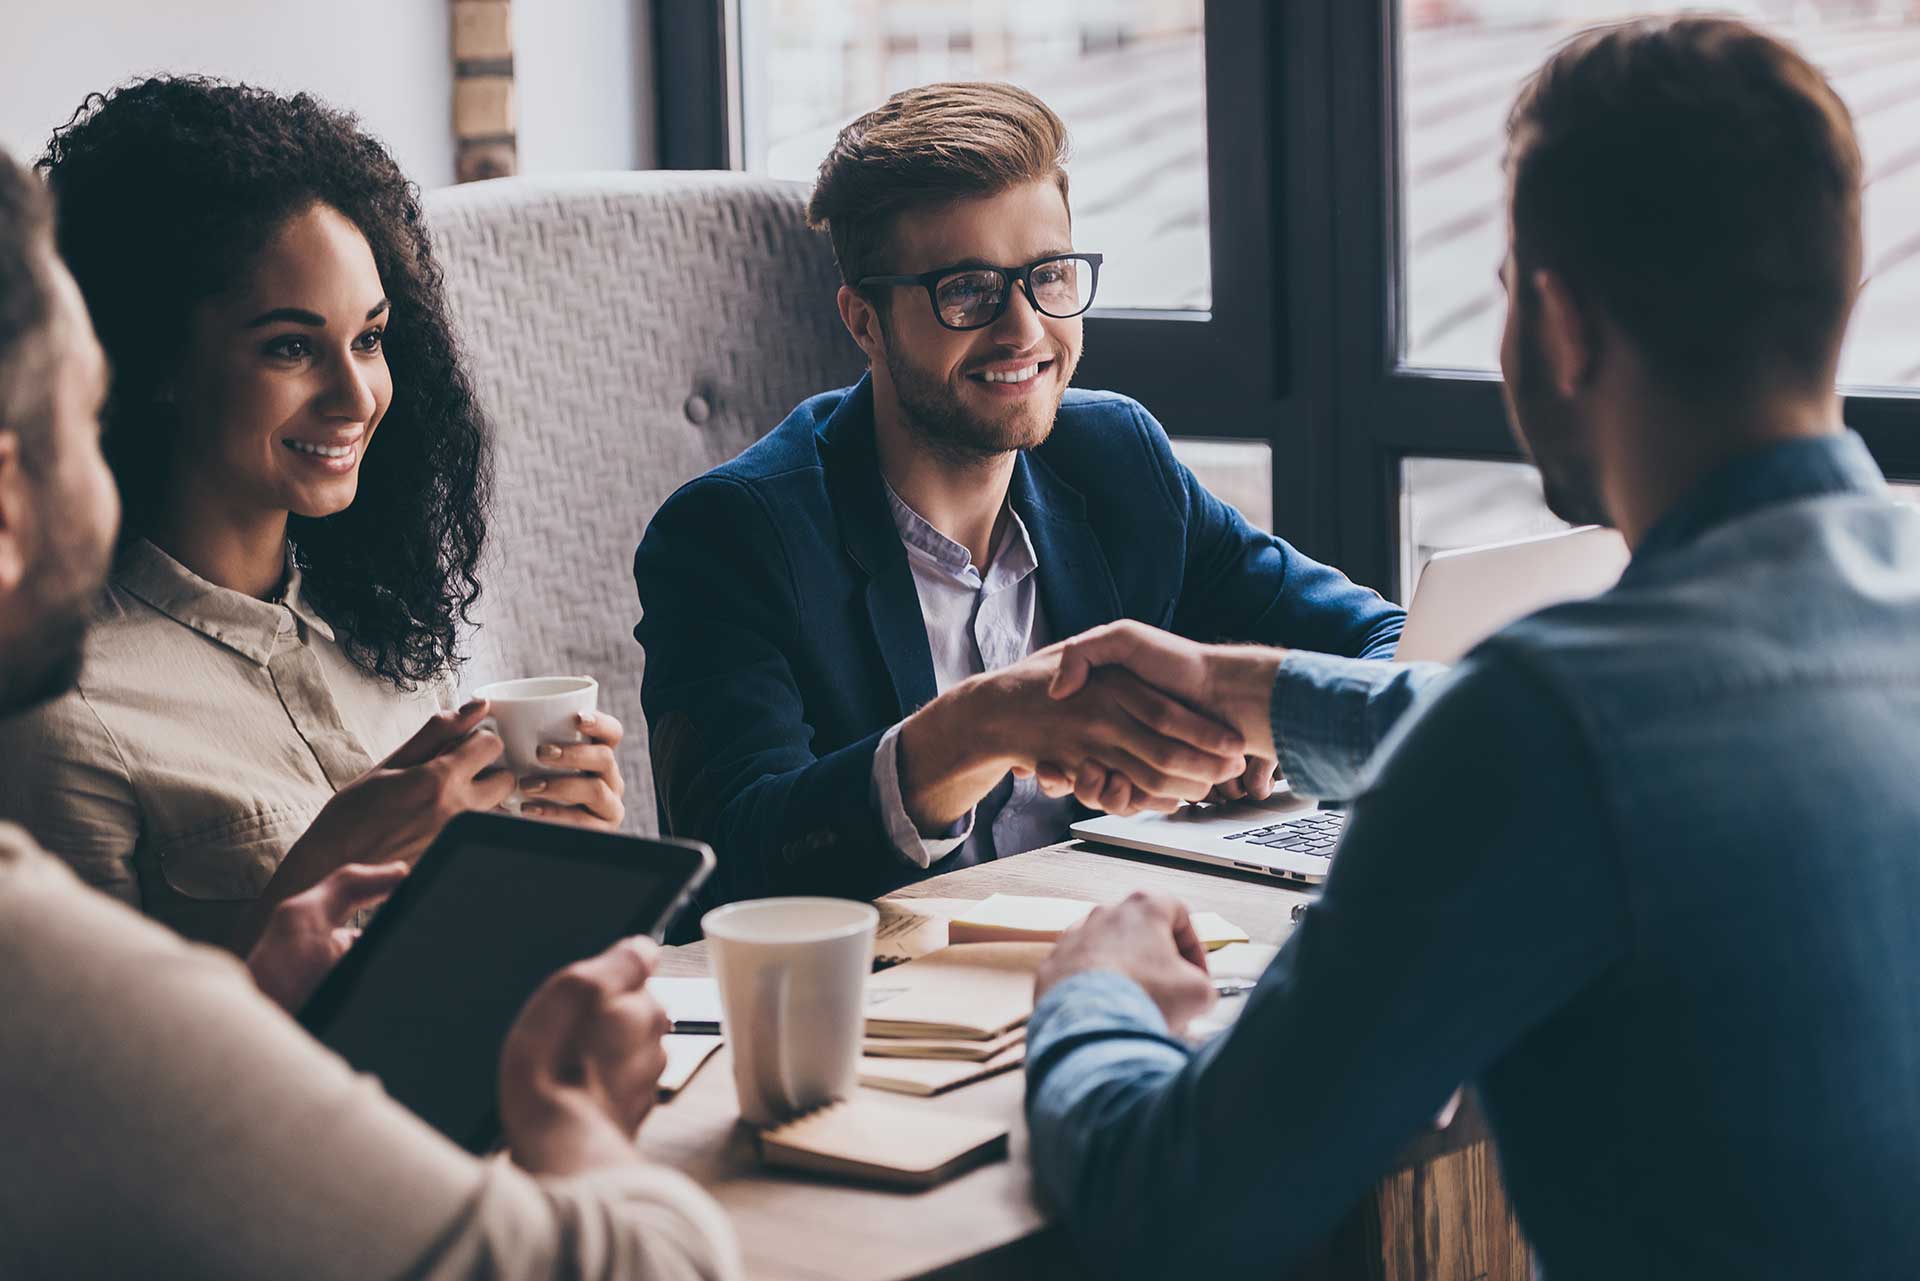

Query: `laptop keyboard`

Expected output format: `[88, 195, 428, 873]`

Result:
[1221, 810, 1346, 858]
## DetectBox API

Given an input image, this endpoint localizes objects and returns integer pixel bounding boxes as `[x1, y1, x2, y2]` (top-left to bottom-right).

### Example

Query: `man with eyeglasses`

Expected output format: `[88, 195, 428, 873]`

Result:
[634, 82, 1407, 918]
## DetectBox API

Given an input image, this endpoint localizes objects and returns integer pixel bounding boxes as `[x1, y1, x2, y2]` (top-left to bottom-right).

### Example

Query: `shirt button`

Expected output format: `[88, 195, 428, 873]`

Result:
[277, 611, 294, 636]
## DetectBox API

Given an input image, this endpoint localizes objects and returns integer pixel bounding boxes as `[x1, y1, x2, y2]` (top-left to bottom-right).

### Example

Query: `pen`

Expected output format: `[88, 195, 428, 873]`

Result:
[1211, 978, 1257, 997]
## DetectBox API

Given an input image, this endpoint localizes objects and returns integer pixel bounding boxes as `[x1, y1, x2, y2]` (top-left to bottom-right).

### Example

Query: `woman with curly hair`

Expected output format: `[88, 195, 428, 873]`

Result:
[0, 77, 626, 947]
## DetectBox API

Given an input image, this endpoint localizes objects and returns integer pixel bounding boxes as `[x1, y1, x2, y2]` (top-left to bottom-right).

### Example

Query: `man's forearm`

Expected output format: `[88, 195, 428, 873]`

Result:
[895, 677, 1013, 829]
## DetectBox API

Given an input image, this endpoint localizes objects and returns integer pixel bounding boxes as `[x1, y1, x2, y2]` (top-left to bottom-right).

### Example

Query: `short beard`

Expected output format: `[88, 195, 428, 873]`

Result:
[879, 320, 1073, 466]
[0, 595, 87, 715]
[1510, 297, 1608, 528]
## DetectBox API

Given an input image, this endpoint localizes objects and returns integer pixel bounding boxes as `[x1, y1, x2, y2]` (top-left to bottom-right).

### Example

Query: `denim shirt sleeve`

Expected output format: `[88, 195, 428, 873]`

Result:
[1024, 650, 1629, 1280]
[1271, 652, 1450, 799]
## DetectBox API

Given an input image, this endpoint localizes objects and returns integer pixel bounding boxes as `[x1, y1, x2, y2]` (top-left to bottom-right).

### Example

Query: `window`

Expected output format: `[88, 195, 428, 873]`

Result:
[1399, 456, 1570, 601]
[661, 1, 1920, 603]
[1173, 439, 1274, 531]
[1400, 1, 1920, 390]
[1403, 455, 1920, 603]
[737, 0, 1210, 312]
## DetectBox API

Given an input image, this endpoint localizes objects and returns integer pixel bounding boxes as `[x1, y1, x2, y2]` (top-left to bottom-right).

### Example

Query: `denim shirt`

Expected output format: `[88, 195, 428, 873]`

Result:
[1026, 432, 1920, 1280]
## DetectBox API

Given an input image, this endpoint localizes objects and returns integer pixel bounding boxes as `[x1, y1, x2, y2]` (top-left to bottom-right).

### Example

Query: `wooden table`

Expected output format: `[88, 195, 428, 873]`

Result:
[645, 842, 1528, 1281]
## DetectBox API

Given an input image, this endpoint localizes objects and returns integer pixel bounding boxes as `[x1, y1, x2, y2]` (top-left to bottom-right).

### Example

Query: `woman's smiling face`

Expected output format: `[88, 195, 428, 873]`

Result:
[167, 202, 392, 521]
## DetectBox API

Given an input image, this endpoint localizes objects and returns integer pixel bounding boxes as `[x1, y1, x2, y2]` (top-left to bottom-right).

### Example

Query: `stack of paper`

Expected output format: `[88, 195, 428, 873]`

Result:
[863, 942, 1048, 1039]
[859, 1043, 1026, 1097]
[947, 894, 1250, 951]
[858, 942, 1049, 1095]
[862, 1026, 1024, 1061]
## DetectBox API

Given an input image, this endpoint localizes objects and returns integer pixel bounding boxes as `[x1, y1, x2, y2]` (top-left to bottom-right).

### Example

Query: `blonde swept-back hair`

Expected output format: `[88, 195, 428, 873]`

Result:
[806, 81, 1071, 287]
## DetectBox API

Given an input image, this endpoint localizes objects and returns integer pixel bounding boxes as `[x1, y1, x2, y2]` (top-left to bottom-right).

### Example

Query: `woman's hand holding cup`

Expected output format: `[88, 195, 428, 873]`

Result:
[518, 708, 626, 828]
[470, 676, 626, 830]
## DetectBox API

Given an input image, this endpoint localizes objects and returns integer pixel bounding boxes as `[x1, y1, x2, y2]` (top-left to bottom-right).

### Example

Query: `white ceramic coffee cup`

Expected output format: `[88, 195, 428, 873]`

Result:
[702, 897, 878, 1126]
[470, 676, 598, 808]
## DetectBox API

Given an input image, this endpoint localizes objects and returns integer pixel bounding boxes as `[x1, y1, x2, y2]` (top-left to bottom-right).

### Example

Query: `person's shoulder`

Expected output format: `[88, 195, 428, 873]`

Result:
[713, 386, 849, 483]
[1052, 387, 1159, 437]
[653, 387, 849, 522]
[1369, 643, 1595, 812]
[60, 584, 172, 698]
[1478, 566, 1705, 682]
[1039, 388, 1179, 492]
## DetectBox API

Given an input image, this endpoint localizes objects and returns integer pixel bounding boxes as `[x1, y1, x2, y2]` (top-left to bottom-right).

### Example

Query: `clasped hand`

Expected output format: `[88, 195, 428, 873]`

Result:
[896, 643, 1249, 832]
[1022, 622, 1287, 816]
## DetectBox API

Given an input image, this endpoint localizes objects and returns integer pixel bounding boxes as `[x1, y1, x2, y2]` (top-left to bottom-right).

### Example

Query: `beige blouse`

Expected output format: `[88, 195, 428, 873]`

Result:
[0, 540, 451, 945]
[0, 822, 741, 1281]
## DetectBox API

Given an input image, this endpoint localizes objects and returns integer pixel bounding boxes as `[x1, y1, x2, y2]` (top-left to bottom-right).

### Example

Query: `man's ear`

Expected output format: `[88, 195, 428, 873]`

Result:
[0, 431, 31, 595]
[836, 284, 886, 366]
[1530, 268, 1594, 399]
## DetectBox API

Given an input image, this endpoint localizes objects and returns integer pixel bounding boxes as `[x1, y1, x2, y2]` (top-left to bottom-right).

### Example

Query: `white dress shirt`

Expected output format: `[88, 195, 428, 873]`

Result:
[868, 484, 1078, 870]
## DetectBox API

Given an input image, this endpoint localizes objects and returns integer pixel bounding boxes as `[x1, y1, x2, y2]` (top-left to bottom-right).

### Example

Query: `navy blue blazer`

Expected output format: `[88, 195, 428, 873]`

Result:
[634, 375, 1403, 924]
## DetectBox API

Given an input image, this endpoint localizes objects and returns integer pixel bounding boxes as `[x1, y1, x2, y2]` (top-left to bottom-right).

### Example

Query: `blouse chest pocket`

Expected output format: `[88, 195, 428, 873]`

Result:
[150, 804, 319, 901]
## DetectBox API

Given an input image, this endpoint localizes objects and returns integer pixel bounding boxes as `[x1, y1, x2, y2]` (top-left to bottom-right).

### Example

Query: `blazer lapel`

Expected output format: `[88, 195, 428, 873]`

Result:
[1011, 451, 1122, 643]
[818, 377, 941, 717]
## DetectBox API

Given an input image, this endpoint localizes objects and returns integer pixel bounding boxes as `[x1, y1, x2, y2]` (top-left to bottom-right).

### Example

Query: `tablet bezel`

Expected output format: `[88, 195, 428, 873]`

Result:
[296, 810, 714, 1062]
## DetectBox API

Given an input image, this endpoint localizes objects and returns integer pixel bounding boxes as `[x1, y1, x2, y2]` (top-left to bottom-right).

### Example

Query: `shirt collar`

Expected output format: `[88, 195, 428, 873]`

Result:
[882, 480, 1040, 589]
[1630, 431, 1887, 567]
[112, 539, 336, 665]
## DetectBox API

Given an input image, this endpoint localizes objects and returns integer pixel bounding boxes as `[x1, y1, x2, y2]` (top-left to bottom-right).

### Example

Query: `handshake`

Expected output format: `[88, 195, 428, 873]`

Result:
[896, 621, 1290, 828]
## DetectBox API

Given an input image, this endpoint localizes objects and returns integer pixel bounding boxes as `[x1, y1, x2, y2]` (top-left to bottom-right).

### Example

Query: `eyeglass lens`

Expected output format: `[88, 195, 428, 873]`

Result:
[933, 257, 1095, 328]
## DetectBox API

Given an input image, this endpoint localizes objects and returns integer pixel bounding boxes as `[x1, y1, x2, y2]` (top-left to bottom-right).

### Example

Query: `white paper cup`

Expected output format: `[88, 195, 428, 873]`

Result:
[703, 897, 878, 1126]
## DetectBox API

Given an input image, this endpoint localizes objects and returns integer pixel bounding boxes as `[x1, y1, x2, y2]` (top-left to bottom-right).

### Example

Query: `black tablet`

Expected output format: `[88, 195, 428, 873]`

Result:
[297, 811, 714, 1152]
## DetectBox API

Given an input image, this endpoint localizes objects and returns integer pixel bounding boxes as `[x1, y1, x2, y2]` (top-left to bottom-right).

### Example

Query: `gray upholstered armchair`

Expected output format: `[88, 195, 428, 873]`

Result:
[424, 172, 865, 832]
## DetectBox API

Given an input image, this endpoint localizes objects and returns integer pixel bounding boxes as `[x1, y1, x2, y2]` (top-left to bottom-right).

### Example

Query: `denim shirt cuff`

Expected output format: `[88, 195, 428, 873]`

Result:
[1028, 971, 1183, 1066]
[871, 720, 975, 868]
[1271, 651, 1443, 799]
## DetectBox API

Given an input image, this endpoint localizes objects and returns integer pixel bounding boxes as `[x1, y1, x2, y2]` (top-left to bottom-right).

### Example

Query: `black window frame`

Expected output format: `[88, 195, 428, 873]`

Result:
[653, 0, 1920, 600]
[1329, 0, 1920, 595]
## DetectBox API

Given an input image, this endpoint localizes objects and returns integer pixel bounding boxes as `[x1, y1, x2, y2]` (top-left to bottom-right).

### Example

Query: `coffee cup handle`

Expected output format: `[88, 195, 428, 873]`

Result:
[752, 965, 796, 1119]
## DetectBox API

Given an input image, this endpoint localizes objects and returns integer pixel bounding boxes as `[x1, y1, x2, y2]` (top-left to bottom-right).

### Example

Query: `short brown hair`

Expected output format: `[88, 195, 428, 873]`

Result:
[1506, 17, 1862, 397]
[806, 82, 1071, 287]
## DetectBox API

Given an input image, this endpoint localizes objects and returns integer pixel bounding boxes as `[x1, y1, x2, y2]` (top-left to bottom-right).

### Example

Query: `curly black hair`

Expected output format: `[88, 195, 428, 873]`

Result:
[38, 76, 491, 689]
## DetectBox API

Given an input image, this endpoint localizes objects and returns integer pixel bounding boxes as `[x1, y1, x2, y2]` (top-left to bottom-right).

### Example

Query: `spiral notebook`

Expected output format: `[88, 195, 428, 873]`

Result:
[759, 1098, 1009, 1188]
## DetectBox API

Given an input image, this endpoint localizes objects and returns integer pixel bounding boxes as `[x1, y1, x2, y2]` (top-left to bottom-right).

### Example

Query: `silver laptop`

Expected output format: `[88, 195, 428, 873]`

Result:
[1069, 526, 1629, 883]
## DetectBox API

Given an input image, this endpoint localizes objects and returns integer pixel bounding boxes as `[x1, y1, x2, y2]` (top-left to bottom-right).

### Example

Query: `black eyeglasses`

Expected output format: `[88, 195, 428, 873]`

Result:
[857, 253, 1104, 331]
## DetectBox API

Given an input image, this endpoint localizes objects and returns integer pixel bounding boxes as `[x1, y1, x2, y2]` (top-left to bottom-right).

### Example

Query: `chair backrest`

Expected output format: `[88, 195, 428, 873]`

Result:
[423, 172, 865, 832]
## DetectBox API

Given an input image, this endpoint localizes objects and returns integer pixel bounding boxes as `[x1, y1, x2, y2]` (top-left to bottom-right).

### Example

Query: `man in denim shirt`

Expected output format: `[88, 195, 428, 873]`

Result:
[1022, 18, 1920, 1280]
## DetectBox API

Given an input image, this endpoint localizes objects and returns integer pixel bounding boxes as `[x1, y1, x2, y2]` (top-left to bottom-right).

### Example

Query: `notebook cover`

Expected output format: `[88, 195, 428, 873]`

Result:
[760, 1098, 1009, 1188]
[863, 943, 1051, 1039]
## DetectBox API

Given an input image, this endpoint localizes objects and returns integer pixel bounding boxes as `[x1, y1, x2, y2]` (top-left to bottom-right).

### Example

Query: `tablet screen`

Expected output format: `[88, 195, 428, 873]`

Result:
[301, 816, 711, 1151]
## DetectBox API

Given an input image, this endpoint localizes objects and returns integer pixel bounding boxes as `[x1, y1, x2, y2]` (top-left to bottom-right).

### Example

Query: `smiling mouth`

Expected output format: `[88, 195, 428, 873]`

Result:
[969, 359, 1052, 386]
[283, 440, 356, 460]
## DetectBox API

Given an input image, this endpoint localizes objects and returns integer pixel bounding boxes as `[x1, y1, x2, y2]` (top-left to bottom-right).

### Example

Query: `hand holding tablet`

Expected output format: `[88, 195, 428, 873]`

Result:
[298, 811, 713, 1152]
